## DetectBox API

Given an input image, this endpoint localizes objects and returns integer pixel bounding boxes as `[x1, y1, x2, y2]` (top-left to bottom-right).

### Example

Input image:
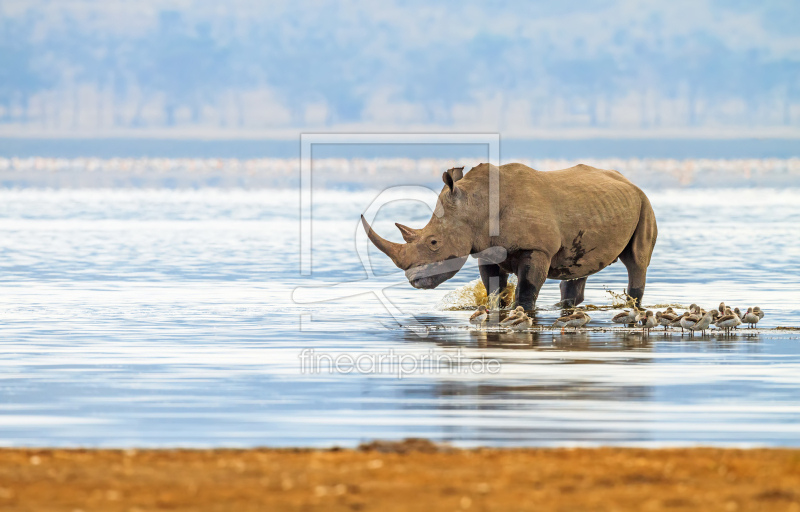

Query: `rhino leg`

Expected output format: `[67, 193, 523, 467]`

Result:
[619, 258, 646, 307]
[559, 277, 587, 308]
[618, 196, 657, 307]
[478, 259, 509, 308]
[514, 250, 549, 313]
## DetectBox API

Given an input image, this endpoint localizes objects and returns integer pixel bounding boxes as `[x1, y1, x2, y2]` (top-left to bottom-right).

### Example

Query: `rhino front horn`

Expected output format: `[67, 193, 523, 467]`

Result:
[361, 215, 406, 268]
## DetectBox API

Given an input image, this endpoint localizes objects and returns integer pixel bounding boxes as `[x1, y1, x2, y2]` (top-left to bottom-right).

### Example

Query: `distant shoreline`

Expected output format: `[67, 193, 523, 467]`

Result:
[0, 156, 798, 190]
[1, 137, 799, 159]
[2, 442, 798, 510]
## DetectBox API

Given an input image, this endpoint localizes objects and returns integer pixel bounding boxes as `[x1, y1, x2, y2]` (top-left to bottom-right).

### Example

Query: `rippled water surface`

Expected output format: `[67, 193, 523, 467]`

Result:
[1, 187, 799, 447]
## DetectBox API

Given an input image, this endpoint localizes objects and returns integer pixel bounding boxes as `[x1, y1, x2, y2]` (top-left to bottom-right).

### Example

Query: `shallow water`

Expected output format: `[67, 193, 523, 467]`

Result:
[0, 187, 799, 447]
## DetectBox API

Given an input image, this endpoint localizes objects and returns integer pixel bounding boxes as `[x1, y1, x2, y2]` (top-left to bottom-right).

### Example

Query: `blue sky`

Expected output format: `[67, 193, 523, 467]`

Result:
[1, 0, 799, 138]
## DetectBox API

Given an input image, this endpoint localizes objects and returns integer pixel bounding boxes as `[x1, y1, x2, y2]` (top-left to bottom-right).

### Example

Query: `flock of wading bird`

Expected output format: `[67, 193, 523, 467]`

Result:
[469, 302, 765, 335]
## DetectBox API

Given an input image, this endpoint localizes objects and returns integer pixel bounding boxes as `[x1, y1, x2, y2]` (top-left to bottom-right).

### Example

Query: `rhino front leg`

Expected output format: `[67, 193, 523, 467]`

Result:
[560, 277, 588, 308]
[478, 259, 509, 308]
[515, 250, 550, 313]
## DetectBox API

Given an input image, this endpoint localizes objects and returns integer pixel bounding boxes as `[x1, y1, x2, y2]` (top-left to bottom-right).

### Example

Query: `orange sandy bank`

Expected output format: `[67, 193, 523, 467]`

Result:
[1, 441, 799, 511]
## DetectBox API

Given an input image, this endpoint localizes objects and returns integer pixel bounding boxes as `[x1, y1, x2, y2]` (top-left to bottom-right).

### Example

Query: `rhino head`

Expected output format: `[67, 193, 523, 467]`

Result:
[361, 167, 475, 289]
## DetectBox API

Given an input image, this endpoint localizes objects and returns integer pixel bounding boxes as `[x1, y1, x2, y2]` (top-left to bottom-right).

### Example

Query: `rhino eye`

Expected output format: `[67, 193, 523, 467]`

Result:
[431, 240, 437, 245]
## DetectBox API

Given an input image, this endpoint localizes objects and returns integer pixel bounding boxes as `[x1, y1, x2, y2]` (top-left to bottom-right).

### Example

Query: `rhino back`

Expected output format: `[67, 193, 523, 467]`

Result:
[463, 163, 646, 279]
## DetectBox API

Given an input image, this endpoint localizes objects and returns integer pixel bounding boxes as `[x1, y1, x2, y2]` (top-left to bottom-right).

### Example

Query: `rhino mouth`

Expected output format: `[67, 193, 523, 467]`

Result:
[408, 272, 459, 289]
[404, 257, 467, 289]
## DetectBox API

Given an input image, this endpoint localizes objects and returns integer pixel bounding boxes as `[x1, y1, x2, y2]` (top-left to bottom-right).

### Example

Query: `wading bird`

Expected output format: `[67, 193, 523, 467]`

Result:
[671, 312, 690, 332]
[509, 313, 533, 332]
[688, 310, 718, 335]
[716, 308, 742, 334]
[612, 309, 639, 326]
[641, 310, 657, 334]
[552, 311, 591, 333]
[657, 310, 678, 330]
[469, 305, 488, 330]
[741, 307, 760, 328]
[500, 306, 525, 325]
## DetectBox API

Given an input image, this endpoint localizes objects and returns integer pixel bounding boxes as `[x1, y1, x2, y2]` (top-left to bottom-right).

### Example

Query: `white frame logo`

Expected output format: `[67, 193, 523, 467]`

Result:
[293, 133, 500, 335]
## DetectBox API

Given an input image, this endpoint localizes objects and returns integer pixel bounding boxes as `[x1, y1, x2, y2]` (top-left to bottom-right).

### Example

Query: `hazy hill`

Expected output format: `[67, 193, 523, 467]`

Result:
[1, 0, 799, 138]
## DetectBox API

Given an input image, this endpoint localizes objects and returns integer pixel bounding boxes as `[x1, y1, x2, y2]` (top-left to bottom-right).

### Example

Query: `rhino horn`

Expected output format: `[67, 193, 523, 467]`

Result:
[395, 223, 419, 243]
[361, 215, 406, 268]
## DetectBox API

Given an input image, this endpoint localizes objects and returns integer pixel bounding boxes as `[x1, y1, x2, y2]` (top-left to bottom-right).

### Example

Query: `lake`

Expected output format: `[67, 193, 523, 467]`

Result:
[0, 169, 799, 447]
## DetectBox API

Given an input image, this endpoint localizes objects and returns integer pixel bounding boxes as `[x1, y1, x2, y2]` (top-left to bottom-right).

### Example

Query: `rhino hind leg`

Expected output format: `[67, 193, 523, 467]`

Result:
[618, 244, 648, 307]
[559, 277, 588, 308]
[478, 259, 509, 308]
[620, 262, 646, 307]
[618, 196, 658, 307]
[514, 250, 550, 313]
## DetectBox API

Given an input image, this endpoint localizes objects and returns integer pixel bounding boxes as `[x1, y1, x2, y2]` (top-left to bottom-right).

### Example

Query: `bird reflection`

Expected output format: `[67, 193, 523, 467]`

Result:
[471, 330, 540, 349]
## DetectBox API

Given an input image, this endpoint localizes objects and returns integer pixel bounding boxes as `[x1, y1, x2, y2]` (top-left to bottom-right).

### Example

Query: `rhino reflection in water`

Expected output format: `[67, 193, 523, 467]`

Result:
[361, 163, 658, 311]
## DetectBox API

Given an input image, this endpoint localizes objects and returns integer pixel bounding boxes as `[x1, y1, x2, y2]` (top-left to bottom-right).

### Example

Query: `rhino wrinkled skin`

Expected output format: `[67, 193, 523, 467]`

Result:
[361, 163, 658, 311]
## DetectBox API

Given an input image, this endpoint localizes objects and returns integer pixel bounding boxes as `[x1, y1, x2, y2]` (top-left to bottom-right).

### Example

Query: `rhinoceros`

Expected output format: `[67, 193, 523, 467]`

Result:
[361, 163, 657, 311]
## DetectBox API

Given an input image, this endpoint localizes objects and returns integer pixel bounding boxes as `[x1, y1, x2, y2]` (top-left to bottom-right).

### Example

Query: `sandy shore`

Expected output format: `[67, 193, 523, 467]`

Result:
[1, 441, 799, 511]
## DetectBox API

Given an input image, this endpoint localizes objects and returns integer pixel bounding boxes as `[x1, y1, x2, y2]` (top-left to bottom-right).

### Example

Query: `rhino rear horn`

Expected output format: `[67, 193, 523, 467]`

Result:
[395, 223, 419, 243]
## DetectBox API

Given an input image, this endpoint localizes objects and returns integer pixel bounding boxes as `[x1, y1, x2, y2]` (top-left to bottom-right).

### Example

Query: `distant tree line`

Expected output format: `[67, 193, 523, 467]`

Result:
[1, 5, 798, 131]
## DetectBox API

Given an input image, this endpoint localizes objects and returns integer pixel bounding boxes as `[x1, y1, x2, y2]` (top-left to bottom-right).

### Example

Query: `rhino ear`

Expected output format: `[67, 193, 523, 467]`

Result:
[395, 223, 419, 243]
[443, 166, 464, 193]
[442, 171, 456, 193]
[442, 171, 456, 192]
